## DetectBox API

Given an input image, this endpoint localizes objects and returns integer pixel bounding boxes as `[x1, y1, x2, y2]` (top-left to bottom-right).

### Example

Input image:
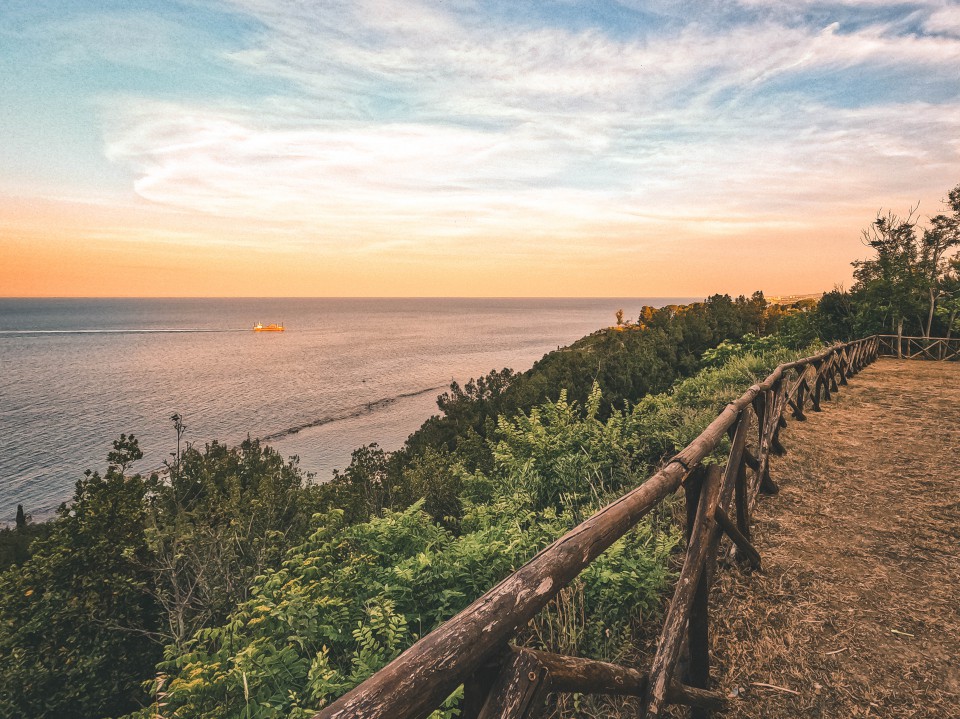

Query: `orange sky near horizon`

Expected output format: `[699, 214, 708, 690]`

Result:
[3, 2, 959, 299]
[0, 192, 875, 298]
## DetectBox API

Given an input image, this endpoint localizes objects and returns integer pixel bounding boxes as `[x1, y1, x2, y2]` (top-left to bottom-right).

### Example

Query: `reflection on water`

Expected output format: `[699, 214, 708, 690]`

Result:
[0, 297, 693, 523]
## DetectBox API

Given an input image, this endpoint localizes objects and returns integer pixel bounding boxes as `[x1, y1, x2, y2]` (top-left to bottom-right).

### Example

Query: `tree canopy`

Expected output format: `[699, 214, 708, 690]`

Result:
[830, 182, 960, 340]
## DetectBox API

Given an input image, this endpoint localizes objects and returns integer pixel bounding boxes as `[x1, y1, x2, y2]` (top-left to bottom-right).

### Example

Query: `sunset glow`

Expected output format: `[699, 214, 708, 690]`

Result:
[3, 1, 960, 297]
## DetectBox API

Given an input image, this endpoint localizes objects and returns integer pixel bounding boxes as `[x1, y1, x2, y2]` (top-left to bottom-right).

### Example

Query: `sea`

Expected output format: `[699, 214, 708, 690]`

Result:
[0, 297, 695, 525]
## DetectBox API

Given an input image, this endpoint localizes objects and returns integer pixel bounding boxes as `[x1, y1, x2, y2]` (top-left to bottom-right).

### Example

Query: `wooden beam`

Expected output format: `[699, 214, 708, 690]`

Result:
[314, 339, 875, 719]
[771, 428, 787, 456]
[509, 648, 727, 712]
[477, 648, 548, 719]
[734, 454, 750, 541]
[669, 680, 729, 712]
[847, 342, 861, 375]
[824, 354, 840, 400]
[517, 647, 647, 697]
[810, 359, 824, 410]
[714, 507, 762, 570]
[723, 412, 750, 510]
[685, 466, 705, 543]
[726, 414, 753, 557]
[787, 397, 802, 420]
[687, 563, 711, 719]
[462, 653, 506, 719]
[837, 351, 849, 385]
[645, 466, 722, 717]
[752, 393, 766, 448]
[791, 378, 807, 421]
[317, 381, 771, 719]
[754, 387, 780, 496]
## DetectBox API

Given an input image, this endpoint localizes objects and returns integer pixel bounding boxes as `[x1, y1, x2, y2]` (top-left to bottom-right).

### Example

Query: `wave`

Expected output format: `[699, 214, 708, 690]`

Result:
[260, 385, 445, 443]
[131, 385, 446, 487]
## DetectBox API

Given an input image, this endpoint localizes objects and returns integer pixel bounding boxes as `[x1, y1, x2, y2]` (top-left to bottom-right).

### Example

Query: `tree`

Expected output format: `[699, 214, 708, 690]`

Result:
[852, 208, 925, 346]
[169, 413, 186, 472]
[815, 288, 855, 340]
[325, 443, 396, 524]
[615, 308, 624, 326]
[0, 431, 326, 715]
[145, 437, 322, 648]
[736, 291, 768, 335]
[107, 433, 143, 475]
[846, 183, 960, 342]
[0, 438, 161, 718]
[0, 506, 46, 571]
[920, 185, 960, 336]
[936, 256, 960, 340]
[400, 447, 464, 527]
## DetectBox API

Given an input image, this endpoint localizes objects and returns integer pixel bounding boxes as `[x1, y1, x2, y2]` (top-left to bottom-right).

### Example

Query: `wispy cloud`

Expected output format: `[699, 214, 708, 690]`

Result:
[99, 0, 960, 253]
[6, 0, 960, 294]
[924, 5, 960, 36]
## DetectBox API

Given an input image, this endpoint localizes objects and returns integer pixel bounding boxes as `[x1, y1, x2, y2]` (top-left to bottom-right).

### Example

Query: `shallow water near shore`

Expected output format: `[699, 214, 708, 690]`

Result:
[0, 297, 692, 524]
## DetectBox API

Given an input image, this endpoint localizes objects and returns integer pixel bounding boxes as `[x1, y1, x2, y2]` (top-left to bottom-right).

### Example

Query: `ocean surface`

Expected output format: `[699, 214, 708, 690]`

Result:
[0, 297, 694, 524]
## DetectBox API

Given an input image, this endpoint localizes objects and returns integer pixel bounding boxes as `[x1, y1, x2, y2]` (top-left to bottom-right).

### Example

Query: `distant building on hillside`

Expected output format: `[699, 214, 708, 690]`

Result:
[767, 292, 824, 306]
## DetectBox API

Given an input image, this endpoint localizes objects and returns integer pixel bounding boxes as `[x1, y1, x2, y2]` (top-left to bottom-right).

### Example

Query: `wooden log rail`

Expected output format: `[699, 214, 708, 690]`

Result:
[315, 336, 881, 719]
[876, 334, 960, 361]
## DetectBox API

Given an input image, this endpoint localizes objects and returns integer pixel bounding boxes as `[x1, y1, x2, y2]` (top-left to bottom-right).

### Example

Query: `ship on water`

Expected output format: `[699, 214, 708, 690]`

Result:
[253, 322, 285, 332]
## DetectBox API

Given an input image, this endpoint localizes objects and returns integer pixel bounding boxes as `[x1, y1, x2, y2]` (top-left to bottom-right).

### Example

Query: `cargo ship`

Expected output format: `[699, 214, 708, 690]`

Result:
[253, 322, 285, 332]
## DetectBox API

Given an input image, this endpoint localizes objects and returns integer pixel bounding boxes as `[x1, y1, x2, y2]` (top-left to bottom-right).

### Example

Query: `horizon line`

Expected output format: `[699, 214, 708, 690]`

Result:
[0, 292, 821, 301]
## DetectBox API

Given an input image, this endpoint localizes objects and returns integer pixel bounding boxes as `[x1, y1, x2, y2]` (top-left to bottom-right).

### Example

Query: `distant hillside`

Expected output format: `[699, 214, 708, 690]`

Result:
[767, 292, 824, 305]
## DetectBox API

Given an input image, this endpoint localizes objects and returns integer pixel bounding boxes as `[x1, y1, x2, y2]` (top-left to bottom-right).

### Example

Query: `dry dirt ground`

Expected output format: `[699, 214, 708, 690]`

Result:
[709, 358, 960, 719]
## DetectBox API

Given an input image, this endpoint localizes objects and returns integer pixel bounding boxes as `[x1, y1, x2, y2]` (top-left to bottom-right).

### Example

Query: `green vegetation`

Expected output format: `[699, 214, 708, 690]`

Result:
[0, 438, 324, 718]
[0, 506, 53, 571]
[10, 182, 957, 719]
[816, 181, 960, 340]
[0, 451, 160, 719]
[1, 292, 794, 719]
[126, 344, 809, 719]
[316, 291, 784, 530]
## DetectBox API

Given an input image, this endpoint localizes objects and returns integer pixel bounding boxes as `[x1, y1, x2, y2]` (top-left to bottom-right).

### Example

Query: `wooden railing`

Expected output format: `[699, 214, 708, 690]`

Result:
[315, 336, 881, 719]
[877, 334, 960, 361]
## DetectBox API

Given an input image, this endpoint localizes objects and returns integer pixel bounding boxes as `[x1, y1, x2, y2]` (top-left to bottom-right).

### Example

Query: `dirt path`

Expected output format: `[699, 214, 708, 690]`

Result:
[709, 359, 960, 718]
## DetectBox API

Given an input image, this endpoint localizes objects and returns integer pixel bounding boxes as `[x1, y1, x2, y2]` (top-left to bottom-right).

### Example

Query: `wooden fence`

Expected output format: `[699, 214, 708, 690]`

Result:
[877, 334, 960, 361]
[314, 336, 881, 719]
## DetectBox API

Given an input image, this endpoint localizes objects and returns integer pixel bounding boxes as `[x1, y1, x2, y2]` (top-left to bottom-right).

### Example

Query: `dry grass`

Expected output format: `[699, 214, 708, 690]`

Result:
[708, 359, 960, 718]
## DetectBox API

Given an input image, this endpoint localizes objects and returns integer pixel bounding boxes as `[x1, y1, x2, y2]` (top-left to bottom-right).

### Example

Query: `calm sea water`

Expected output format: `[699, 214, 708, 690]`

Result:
[0, 297, 693, 524]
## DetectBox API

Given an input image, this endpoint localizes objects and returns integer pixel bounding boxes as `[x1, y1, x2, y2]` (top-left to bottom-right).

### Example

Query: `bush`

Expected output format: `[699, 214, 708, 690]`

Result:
[129, 342, 812, 719]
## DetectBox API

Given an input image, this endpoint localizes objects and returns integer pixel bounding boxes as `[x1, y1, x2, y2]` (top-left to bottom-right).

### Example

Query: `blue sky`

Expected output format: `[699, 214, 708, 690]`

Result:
[2, 0, 959, 296]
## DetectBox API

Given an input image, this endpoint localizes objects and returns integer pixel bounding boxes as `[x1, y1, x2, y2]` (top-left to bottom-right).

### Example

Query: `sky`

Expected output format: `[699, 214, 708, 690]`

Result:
[1, 0, 959, 297]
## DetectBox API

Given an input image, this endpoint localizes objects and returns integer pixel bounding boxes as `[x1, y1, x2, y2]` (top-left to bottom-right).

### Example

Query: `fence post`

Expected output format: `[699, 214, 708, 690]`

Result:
[821, 360, 833, 401]
[793, 376, 807, 421]
[315, 337, 892, 719]
[828, 354, 840, 393]
[838, 350, 849, 384]
[476, 649, 549, 719]
[850, 341, 862, 375]
[687, 563, 711, 719]
[645, 466, 721, 717]
[463, 654, 507, 719]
